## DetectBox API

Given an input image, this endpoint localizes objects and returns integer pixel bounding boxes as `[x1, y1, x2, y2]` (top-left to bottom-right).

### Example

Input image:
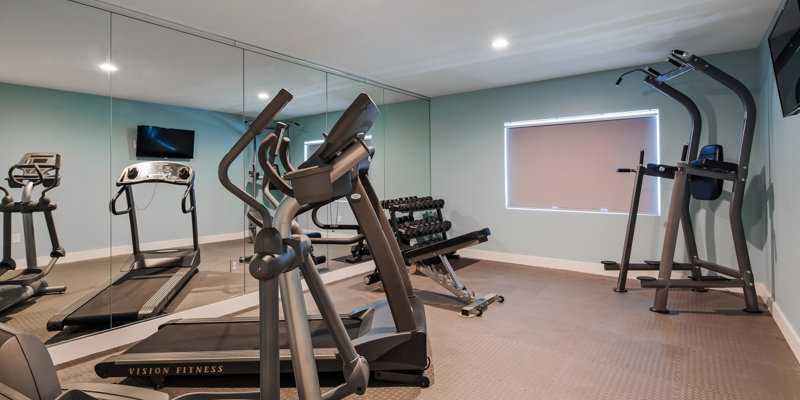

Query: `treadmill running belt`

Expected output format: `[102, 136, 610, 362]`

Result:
[129, 318, 363, 354]
[65, 267, 183, 325]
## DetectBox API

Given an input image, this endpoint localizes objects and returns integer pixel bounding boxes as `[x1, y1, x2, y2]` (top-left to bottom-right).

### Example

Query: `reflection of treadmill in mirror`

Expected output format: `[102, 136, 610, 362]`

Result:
[47, 161, 200, 331]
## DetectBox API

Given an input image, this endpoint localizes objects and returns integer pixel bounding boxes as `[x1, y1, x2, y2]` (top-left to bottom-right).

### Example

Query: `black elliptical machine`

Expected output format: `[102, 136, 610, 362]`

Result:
[0, 153, 66, 313]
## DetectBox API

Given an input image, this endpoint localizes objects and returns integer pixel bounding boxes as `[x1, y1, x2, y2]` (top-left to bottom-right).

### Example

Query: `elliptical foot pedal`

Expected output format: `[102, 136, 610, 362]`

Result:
[637, 276, 667, 288]
[602, 260, 620, 271]
[373, 370, 429, 387]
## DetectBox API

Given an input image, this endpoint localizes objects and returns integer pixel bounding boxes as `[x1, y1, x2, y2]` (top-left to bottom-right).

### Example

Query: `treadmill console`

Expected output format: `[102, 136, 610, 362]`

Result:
[7, 153, 61, 188]
[117, 161, 194, 186]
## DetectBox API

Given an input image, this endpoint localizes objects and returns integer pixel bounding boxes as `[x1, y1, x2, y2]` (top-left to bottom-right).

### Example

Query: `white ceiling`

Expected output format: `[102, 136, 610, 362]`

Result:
[0, 0, 782, 115]
[98, 0, 781, 97]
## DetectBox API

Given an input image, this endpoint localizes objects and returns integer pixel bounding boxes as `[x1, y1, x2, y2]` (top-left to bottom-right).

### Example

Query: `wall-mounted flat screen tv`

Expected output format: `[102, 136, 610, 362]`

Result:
[768, 0, 800, 117]
[136, 126, 195, 159]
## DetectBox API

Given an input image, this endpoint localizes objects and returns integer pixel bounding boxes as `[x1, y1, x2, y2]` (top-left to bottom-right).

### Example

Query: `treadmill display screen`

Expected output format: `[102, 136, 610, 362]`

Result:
[136, 126, 195, 159]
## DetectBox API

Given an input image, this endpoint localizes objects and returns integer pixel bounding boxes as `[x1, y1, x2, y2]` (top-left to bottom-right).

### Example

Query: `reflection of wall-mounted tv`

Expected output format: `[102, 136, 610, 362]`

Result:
[136, 126, 195, 159]
[769, 0, 800, 117]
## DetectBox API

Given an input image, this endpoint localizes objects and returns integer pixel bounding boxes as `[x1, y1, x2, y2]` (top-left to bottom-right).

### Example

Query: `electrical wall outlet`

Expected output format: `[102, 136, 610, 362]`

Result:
[337, 215, 342, 223]
[11, 233, 20, 243]
[230, 259, 238, 273]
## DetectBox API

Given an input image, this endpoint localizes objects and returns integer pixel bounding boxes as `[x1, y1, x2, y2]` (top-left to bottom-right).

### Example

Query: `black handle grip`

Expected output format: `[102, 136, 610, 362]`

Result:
[311, 204, 359, 230]
[181, 186, 195, 213]
[110, 187, 130, 215]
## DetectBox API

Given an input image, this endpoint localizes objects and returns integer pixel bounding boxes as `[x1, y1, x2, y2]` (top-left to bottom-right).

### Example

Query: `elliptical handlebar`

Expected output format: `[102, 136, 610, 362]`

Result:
[8, 164, 45, 187]
[258, 134, 294, 198]
[268, 122, 285, 166]
[218, 88, 293, 229]
[278, 136, 295, 173]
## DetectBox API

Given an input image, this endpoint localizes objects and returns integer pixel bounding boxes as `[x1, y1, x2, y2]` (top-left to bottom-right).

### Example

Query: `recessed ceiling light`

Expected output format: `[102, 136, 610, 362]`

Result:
[257, 92, 269, 100]
[99, 63, 118, 72]
[491, 38, 509, 49]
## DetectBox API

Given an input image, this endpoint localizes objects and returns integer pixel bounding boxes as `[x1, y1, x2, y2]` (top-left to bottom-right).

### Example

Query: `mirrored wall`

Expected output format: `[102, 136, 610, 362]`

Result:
[0, 0, 430, 343]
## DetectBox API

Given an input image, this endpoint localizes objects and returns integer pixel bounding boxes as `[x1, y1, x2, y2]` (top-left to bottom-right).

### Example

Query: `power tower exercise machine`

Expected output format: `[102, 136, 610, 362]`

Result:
[48, 161, 200, 330]
[601, 62, 706, 292]
[0, 153, 66, 313]
[629, 50, 761, 313]
[95, 91, 430, 390]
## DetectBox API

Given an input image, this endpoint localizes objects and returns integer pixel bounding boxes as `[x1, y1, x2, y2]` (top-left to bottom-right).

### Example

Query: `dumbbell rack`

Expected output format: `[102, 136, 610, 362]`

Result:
[376, 196, 503, 317]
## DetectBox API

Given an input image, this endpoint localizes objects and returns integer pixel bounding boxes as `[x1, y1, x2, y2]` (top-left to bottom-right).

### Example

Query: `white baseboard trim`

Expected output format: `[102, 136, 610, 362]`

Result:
[458, 248, 674, 280]
[763, 289, 800, 366]
[49, 260, 376, 366]
[460, 248, 800, 365]
[15, 231, 248, 269]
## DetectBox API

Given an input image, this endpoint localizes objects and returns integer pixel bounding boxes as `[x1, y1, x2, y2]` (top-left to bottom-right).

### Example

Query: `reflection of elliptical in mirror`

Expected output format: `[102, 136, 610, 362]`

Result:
[246, 121, 300, 243]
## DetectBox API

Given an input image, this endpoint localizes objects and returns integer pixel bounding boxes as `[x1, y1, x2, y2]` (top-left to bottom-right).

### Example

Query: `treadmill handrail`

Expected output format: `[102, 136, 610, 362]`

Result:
[181, 186, 195, 214]
[110, 187, 130, 215]
[218, 89, 293, 228]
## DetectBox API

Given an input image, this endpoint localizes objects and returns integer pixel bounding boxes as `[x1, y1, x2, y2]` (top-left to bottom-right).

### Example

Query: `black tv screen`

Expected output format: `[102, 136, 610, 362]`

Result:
[769, 0, 800, 117]
[136, 126, 195, 159]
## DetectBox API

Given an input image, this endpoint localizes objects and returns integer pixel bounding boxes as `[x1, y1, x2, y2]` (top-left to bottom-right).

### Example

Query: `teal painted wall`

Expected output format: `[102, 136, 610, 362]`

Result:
[758, 31, 800, 334]
[430, 50, 770, 287]
[0, 82, 246, 259]
[0, 82, 112, 258]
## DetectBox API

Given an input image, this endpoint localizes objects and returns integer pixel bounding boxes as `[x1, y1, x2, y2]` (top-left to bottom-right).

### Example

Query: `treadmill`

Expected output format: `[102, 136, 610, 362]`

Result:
[47, 161, 200, 331]
[96, 93, 430, 388]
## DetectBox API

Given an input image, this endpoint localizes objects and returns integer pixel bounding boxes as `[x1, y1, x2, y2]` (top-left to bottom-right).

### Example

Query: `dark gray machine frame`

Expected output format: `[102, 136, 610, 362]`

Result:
[0, 153, 66, 313]
[0, 322, 168, 400]
[635, 50, 761, 313]
[47, 161, 200, 330]
[95, 91, 430, 394]
[601, 63, 705, 292]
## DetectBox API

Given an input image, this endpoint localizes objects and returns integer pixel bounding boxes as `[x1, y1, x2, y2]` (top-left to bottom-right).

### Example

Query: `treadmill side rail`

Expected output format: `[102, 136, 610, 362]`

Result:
[138, 265, 197, 319]
[47, 271, 128, 331]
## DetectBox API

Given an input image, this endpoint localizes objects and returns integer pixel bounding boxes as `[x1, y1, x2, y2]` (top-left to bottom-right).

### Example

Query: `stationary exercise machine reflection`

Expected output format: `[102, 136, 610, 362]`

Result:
[48, 161, 200, 330]
[0, 153, 66, 313]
